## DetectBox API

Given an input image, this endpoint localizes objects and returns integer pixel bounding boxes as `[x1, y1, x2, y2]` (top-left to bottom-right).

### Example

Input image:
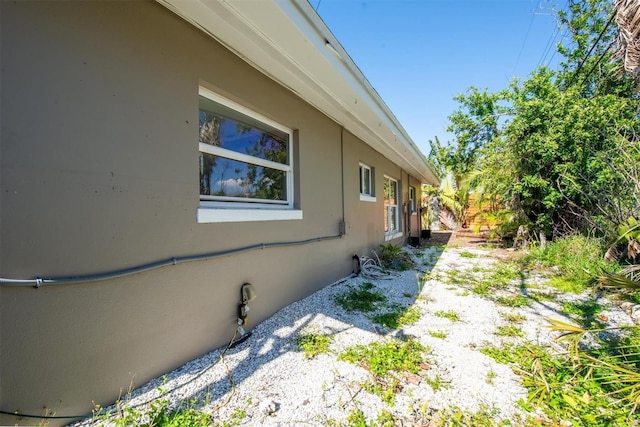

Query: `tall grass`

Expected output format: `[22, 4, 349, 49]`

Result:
[522, 234, 616, 292]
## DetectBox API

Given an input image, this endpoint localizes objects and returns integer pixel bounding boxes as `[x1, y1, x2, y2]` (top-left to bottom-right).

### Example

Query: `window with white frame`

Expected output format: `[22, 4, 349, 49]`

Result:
[384, 176, 401, 239]
[409, 186, 416, 214]
[359, 163, 376, 202]
[198, 87, 301, 223]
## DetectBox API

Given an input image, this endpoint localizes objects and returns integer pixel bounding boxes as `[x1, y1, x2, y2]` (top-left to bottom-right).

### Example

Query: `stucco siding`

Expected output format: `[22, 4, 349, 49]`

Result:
[0, 1, 425, 424]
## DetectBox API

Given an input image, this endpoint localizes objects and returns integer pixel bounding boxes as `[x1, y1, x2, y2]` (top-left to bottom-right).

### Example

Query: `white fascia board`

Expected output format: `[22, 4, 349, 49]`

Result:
[156, 0, 439, 185]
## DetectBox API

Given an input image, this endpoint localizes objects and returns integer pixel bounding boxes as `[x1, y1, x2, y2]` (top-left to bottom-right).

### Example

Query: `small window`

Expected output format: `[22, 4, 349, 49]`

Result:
[359, 163, 376, 202]
[198, 87, 301, 223]
[384, 175, 402, 240]
[409, 186, 416, 214]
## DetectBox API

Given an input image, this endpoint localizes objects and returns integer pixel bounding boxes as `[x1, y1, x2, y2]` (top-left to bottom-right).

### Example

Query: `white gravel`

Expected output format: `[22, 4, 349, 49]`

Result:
[72, 244, 637, 426]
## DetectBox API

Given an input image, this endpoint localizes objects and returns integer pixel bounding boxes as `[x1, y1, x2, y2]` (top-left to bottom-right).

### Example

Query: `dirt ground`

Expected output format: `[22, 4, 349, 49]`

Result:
[423, 229, 490, 248]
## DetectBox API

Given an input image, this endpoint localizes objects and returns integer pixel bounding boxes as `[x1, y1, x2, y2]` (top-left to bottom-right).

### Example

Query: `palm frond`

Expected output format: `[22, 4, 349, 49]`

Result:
[598, 272, 640, 290]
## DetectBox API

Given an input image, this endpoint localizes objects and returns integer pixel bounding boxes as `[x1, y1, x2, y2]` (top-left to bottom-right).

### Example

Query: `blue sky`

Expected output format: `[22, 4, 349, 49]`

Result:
[314, 0, 566, 156]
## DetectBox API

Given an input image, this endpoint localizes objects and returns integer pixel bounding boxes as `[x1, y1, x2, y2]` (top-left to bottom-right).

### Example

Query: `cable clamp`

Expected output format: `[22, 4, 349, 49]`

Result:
[34, 277, 43, 288]
[261, 243, 265, 250]
[172, 257, 177, 266]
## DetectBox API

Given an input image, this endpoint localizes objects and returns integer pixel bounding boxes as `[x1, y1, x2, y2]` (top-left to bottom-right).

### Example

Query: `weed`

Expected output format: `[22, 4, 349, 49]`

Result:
[334, 282, 387, 312]
[345, 408, 367, 426]
[432, 405, 509, 426]
[459, 250, 476, 258]
[494, 325, 525, 337]
[378, 244, 414, 271]
[500, 312, 527, 323]
[562, 300, 604, 328]
[527, 292, 556, 302]
[376, 409, 395, 427]
[495, 295, 530, 308]
[434, 310, 462, 322]
[373, 306, 421, 329]
[468, 263, 521, 297]
[338, 338, 428, 404]
[444, 269, 467, 285]
[296, 332, 332, 358]
[428, 330, 448, 339]
[481, 342, 637, 426]
[486, 369, 496, 384]
[522, 235, 617, 291]
[548, 276, 589, 293]
[425, 374, 451, 391]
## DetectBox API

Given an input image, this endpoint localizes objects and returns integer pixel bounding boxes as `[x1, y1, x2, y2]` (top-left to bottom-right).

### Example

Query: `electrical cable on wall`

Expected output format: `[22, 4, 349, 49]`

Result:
[0, 233, 343, 288]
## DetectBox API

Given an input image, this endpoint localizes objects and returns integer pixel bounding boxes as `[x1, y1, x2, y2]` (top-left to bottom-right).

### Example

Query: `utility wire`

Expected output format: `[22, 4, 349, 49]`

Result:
[579, 39, 616, 88]
[0, 233, 343, 287]
[566, 11, 616, 87]
[513, 2, 538, 76]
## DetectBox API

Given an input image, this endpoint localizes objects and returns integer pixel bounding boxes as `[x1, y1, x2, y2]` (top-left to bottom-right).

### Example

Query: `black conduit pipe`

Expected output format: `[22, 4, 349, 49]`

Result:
[0, 233, 343, 288]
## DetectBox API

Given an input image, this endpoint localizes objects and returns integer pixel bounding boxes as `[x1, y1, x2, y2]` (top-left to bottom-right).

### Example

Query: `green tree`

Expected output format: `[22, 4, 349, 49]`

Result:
[433, 0, 640, 242]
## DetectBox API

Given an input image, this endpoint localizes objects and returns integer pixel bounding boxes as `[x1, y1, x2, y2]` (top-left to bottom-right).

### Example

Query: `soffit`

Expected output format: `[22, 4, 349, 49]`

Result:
[156, 0, 439, 184]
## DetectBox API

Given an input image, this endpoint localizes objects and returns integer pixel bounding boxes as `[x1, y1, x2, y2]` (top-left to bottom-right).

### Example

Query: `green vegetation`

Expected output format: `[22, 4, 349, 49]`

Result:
[486, 370, 496, 385]
[470, 262, 521, 296]
[523, 235, 615, 292]
[495, 295, 530, 308]
[500, 312, 527, 323]
[427, 0, 640, 244]
[378, 244, 414, 271]
[372, 306, 421, 329]
[433, 310, 462, 322]
[334, 282, 387, 313]
[428, 330, 448, 339]
[481, 341, 638, 426]
[425, 374, 451, 391]
[459, 250, 476, 258]
[430, 405, 511, 427]
[92, 399, 246, 427]
[338, 339, 428, 404]
[494, 325, 525, 338]
[296, 332, 332, 359]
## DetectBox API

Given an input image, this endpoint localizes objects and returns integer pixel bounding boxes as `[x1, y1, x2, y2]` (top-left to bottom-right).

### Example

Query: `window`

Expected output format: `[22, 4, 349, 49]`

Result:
[197, 87, 301, 223]
[409, 186, 416, 214]
[359, 163, 376, 202]
[384, 176, 401, 240]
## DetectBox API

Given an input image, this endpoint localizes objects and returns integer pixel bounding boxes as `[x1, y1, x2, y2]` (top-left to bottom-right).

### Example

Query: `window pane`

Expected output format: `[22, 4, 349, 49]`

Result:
[390, 207, 397, 232]
[384, 205, 389, 232]
[362, 168, 370, 195]
[199, 97, 288, 165]
[199, 152, 286, 201]
[384, 178, 397, 204]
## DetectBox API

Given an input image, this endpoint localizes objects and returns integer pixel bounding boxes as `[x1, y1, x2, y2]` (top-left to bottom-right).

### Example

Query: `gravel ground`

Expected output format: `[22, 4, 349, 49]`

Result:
[73, 240, 636, 426]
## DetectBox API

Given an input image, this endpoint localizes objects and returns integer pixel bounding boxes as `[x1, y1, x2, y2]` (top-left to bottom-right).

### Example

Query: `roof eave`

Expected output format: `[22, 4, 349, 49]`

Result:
[156, 0, 439, 184]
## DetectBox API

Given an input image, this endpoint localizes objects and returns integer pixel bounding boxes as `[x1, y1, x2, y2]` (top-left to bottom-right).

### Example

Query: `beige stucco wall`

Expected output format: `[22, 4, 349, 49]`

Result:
[0, 1, 425, 424]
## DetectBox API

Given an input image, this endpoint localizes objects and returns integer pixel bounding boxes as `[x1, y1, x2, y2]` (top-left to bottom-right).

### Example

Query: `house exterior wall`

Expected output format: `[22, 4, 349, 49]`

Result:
[0, 1, 426, 424]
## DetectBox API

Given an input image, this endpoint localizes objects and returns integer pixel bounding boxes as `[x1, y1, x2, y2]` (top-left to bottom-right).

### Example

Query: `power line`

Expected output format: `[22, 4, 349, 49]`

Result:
[513, 2, 538, 76]
[579, 39, 616, 88]
[566, 11, 616, 87]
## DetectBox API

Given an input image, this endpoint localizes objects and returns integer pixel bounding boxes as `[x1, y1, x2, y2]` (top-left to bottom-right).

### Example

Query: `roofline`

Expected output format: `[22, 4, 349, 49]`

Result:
[156, 0, 439, 184]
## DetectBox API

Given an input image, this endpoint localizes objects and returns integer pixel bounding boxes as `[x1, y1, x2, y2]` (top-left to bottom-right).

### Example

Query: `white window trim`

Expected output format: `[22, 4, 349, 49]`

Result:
[384, 175, 401, 240]
[198, 207, 303, 223]
[409, 186, 417, 215]
[198, 86, 301, 223]
[359, 162, 376, 202]
[385, 232, 404, 242]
